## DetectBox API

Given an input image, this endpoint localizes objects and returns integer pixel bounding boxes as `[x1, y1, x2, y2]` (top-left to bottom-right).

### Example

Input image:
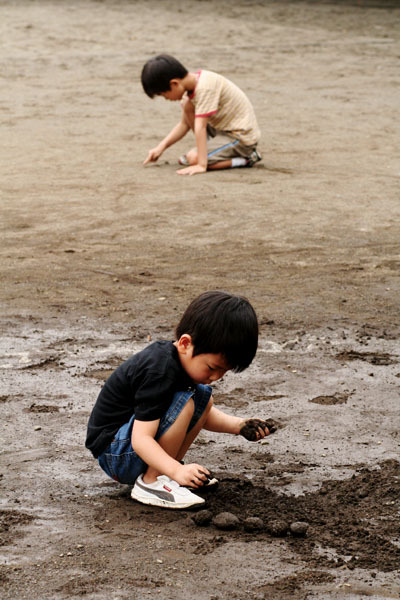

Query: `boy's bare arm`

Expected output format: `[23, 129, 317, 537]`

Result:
[177, 116, 208, 176]
[131, 418, 209, 487]
[143, 119, 190, 165]
[203, 405, 243, 434]
[204, 406, 272, 440]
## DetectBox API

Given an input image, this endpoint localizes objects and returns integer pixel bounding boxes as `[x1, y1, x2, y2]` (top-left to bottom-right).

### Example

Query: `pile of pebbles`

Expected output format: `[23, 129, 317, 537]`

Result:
[191, 510, 309, 537]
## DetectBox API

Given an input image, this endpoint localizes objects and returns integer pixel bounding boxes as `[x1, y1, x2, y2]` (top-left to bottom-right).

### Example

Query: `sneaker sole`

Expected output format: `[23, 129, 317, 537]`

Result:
[130, 488, 205, 510]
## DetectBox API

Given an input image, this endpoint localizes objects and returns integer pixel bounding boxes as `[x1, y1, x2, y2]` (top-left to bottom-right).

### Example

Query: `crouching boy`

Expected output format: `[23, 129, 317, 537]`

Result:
[86, 291, 272, 509]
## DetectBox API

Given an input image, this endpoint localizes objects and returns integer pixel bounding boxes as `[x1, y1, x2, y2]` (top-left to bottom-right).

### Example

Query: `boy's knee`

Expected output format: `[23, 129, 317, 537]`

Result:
[186, 149, 198, 165]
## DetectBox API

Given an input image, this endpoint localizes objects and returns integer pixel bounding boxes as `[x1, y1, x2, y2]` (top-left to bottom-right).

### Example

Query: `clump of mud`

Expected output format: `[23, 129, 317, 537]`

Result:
[0, 510, 34, 547]
[198, 460, 400, 572]
[336, 350, 397, 365]
[309, 393, 349, 405]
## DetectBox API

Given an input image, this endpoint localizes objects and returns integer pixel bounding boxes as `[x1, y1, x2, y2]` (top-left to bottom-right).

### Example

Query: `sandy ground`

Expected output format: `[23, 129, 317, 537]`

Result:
[1, 1, 400, 598]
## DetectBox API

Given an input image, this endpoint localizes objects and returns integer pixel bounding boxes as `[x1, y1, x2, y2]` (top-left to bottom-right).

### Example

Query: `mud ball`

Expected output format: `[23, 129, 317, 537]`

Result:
[243, 517, 264, 532]
[191, 510, 213, 527]
[265, 520, 289, 537]
[212, 512, 240, 530]
[289, 521, 309, 537]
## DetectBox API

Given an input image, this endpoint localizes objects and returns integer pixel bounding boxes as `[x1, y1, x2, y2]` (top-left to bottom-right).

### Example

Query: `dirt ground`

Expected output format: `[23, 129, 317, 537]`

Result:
[1, 1, 400, 598]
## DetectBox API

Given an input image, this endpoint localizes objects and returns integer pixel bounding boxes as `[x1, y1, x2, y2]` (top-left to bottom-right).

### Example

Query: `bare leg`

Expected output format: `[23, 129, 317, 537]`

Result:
[143, 396, 213, 483]
[183, 148, 233, 170]
[176, 396, 213, 461]
[180, 98, 240, 171]
[143, 399, 194, 483]
[208, 160, 234, 170]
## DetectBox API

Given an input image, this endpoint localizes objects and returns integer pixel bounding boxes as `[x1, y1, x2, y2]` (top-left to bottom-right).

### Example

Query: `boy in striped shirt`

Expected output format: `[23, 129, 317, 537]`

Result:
[142, 54, 261, 176]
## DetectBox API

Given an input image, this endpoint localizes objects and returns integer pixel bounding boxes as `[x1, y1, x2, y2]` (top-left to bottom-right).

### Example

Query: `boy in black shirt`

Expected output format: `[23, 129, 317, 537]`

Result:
[86, 291, 272, 509]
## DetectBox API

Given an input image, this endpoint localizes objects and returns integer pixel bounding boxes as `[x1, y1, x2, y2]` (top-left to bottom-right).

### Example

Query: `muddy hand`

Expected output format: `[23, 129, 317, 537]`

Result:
[239, 418, 277, 441]
[264, 418, 278, 434]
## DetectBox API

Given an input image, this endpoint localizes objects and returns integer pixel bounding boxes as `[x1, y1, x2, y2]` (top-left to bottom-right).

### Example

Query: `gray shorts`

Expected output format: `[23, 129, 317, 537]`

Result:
[206, 126, 257, 165]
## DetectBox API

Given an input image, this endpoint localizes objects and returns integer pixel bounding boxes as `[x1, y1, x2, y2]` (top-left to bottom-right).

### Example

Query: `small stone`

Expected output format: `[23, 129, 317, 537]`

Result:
[192, 510, 213, 527]
[290, 521, 309, 537]
[265, 520, 288, 537]
[212, 512, 240, 530]
[34, 426, 41, 431]
[243, 517, 264, 532]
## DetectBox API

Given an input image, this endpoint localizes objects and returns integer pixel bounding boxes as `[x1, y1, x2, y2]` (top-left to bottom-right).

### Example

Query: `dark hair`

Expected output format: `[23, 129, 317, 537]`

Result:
[141, 54, 188, 98]
[175, 291, 259, 372]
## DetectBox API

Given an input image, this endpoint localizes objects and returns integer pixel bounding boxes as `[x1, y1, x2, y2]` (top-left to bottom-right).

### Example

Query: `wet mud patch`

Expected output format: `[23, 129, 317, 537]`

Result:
[250, 451, 275, 465]
[215, 392, 249, 410]
[83, 357, 128, 381]
[258, 570, 335, 599]
[83, 367, 115, 381]
[309, 392, 350, 405]
[193, 460, 400, 572]
[24, 403, 60, 413]
[0, 510, 34, 547]
[20, 356, 61, 370]
[215, 388, 286, 409]
[336, 350, 398, 366]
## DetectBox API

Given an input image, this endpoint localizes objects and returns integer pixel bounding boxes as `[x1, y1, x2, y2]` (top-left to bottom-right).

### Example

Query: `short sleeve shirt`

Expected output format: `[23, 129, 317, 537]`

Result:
[188, 70, 260, 146]
[85, 341, 194, 457]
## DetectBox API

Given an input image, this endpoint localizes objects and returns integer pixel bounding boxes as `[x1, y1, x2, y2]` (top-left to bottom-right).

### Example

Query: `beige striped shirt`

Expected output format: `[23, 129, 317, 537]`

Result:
[188, 70, 260, 146]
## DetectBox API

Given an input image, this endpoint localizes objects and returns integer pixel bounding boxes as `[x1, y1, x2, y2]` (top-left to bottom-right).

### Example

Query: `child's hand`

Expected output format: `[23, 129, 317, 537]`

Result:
[176, 164, 207, 176]
[143, 146, 163, 165]
[239, 418, 277, 442]
[174, 462, 210, 488]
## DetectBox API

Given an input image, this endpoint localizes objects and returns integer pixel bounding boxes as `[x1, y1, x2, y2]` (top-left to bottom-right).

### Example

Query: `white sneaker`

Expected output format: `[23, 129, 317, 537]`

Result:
[178, 155, 189, 166]
[131, 474, 206, 509]
[246, 149, 262, 167]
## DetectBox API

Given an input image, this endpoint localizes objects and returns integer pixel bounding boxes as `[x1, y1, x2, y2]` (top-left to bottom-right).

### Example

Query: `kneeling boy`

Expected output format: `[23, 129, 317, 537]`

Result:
[141, 54, 262, 176]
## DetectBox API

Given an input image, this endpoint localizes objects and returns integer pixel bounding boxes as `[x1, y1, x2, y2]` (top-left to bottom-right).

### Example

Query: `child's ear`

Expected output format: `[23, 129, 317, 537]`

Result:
[169, 78, 180, 89]
[176, 334, 193, 354]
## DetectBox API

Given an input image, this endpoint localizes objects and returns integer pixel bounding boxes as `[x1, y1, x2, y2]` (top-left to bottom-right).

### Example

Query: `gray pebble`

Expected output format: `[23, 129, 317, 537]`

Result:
[243, 517, 264, 532]
[212, 512, 240, 530]
[290, 521, 309, 536]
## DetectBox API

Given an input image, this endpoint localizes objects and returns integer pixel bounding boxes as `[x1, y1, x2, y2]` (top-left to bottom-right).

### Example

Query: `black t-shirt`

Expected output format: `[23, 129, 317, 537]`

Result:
[85, 340, 195, 458]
